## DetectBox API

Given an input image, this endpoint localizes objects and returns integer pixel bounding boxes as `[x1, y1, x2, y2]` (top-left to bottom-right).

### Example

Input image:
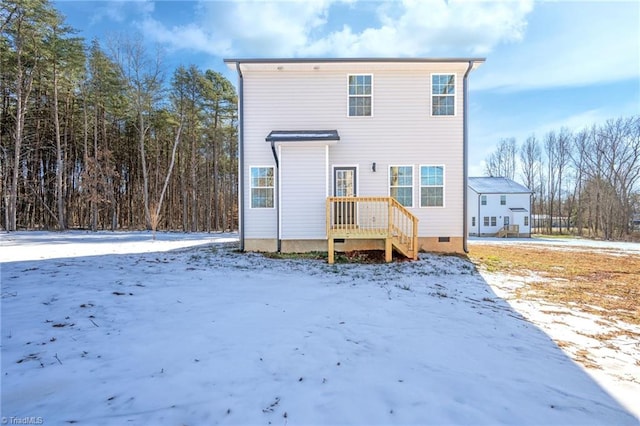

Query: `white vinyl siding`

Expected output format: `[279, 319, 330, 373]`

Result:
[280, 146, 327, 239]
[389, 166, 413, 207]
[240, 61, 470, 240]
[348, 74, 372, 117]
[420, 165, 444, 207]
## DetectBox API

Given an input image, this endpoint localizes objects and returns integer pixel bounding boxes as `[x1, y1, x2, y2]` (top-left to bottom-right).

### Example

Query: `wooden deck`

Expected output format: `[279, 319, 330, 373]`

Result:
[496, 225, 520, 238]
[326, 197, 419, 264]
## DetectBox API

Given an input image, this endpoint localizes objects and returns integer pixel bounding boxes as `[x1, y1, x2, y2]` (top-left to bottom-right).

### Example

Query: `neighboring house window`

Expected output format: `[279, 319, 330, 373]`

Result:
[483, 217, 489, 226]
[481, 195, 487, 205]
[348, 74, 372, 117]
[500, 195, 506, 205]
[524, 216, 529, 226]
[250, 167, 274, 208]
[389, 166, 413, 207]
[420, 165, 444, 207]
[491, 217, 497, 226]
[432, 74, 455, 116]
[472, 217, 476, 227]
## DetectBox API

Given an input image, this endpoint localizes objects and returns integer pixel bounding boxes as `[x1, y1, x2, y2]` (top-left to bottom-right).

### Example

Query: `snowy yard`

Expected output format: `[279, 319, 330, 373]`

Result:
[1, 232, 638, 425]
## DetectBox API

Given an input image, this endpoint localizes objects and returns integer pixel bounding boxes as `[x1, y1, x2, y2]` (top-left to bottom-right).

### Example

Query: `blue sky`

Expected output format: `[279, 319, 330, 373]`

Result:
[55, 0, 639, 178]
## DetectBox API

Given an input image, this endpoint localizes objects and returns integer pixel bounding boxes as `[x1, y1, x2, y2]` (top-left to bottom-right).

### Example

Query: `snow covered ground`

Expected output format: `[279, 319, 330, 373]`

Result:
[1, 231, 638, 425]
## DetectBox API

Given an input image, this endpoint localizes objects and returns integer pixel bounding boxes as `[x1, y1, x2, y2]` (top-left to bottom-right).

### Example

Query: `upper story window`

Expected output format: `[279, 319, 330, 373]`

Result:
[348, 74, 372, 117]
[250, 166, 274, 208]
[431, 74, 455, 116]
[481, 195, 487, 205]
[389, 166, 413, 207]
[420, 165, 444, 207]
[500, 195, 506, 205]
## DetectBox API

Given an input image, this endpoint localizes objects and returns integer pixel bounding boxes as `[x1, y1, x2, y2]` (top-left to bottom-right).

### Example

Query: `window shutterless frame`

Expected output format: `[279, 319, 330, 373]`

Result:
[249, 166, 275, 209]
[431, 73, 456, 116]
[347, 74, 373, 117]
[419, 165, 445, 207]
[389, 165, 414, 208]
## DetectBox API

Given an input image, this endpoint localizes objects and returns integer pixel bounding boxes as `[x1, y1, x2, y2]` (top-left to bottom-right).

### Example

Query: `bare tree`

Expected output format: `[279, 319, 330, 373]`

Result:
[555, 127, 573, 233]
[570, 128, 589, 235]
[484, 137, 517, 179]
[110, 33, 163, 230]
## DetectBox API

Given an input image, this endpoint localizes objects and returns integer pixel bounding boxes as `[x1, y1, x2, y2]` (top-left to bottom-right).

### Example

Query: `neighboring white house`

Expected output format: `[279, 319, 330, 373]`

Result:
[225, 58, 484, 260]
[468, 177, 533, 237]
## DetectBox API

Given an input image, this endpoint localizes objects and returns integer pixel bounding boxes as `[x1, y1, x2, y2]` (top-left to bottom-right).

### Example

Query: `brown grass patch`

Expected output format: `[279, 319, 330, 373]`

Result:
[575, 349, 602, 369]
[469, 244, 640, 325]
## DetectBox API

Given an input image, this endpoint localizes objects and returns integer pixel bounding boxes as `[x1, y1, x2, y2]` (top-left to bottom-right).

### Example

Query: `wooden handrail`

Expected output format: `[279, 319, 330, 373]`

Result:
[326, 196, 419, 262]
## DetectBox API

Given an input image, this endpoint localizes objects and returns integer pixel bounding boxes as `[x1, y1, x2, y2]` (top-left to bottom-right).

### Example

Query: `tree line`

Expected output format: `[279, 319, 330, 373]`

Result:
[484, 115, 640, 240]
[1, 0, 238, 232]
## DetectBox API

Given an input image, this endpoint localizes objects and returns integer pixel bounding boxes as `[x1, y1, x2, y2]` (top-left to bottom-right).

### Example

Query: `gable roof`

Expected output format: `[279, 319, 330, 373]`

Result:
[468, 177, 532, 194]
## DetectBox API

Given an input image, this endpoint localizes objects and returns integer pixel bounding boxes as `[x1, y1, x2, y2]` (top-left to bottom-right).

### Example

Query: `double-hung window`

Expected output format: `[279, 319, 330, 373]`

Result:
[431, 74, 455, 116]
[250, 167, 274, 208]
[500, 195, 506, 205]
[389, 166, 413, 207]
[481, 195, 487, 205]
[348, 74, 372, 117]
[420, 165, 444, 207]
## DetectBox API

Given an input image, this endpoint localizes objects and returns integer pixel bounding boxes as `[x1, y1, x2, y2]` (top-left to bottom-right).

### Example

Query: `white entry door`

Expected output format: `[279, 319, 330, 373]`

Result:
[334, 167, 356, 226]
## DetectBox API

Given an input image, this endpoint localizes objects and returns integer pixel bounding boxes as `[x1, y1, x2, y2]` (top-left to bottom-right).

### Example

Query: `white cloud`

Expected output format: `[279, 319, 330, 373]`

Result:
[473, 1, 640, 92]
[90, 0, 155, 25]
[139, 0, 533, 58]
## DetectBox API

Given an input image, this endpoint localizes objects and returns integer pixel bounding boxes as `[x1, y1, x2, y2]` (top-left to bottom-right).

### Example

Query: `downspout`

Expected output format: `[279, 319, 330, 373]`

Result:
[235, 63, 245, 251]
[269, 140, 281, 252]
[462, 60, 474, 253]
[529, 192, 533, 238]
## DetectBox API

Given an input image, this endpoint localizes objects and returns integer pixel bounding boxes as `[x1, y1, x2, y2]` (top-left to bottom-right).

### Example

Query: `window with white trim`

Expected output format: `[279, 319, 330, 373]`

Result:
[431, 74, 455, 116]
[500, 195, 506, 205]
[389, 166, 413, 207]
[483, 217, 489, 226]
[491, 216, 497, 226]
[420, 165, 444, 207]
[472, 217, 476, 227]
[481, 195, 487, 205]
[348, 74, 372, 116]
[250, 167, 274, 208]
[524, 216, 529, 226]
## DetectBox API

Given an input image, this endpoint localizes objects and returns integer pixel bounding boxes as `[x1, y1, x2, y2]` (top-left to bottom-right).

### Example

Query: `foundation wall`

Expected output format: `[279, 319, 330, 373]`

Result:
[244, 237, 464, 255]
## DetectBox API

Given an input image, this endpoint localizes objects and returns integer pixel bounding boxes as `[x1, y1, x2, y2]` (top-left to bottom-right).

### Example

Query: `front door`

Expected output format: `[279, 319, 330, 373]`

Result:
[334, 167, 356, 227]
[504, 216, 510, 227]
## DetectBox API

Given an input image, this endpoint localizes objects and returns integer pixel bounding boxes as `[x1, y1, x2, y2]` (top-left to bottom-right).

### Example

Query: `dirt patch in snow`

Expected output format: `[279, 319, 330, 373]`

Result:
[469, 241, 640, 411]
[469, 244, 640, 327]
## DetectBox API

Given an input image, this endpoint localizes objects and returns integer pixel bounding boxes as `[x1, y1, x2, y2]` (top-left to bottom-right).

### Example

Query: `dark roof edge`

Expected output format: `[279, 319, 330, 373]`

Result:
[266, 130, 340, 142]
[468, 189, 533, 195]
[224, 57, 486, 65]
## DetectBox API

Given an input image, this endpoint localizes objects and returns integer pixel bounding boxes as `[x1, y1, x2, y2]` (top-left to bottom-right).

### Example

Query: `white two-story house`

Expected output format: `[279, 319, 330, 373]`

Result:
[225, 58, 484, 262]
[468, 177, 533, 237]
